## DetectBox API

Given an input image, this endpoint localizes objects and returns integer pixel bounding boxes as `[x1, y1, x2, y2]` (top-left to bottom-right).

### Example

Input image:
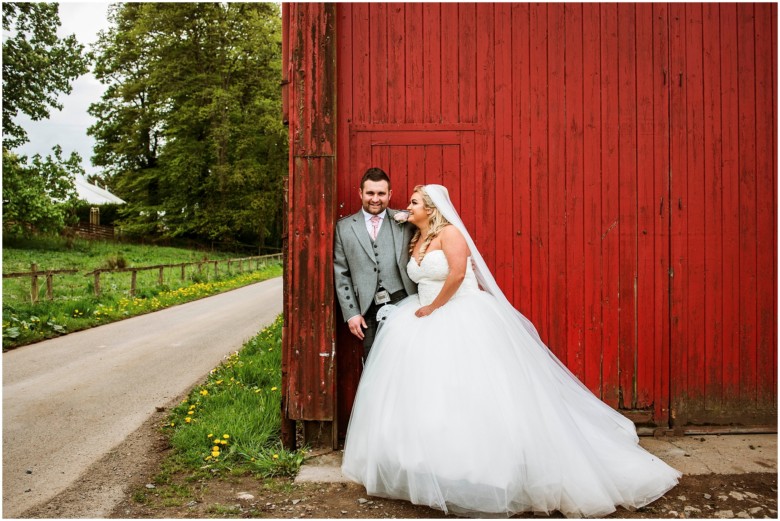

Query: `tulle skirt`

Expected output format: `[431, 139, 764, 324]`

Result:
[341, 291, 681, 518]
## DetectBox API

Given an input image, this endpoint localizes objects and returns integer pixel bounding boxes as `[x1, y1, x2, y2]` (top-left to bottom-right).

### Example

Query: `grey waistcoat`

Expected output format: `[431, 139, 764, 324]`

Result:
[372, 218, 405, 295]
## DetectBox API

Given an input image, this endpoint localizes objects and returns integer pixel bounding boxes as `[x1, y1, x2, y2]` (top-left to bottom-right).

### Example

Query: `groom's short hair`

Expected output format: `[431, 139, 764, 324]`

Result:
[361, 167, 391, 189]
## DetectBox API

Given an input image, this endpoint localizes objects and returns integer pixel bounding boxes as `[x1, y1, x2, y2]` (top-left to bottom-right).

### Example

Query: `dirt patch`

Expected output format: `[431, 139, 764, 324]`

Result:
[111, 471, 777, 519]
[19, 411, 778, 519]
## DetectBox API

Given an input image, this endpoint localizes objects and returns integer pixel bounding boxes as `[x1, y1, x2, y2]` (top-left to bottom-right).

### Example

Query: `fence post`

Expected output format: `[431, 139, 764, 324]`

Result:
[30, 263, 39, 304]
[214, 261, 218, 277]
[46, 273, 54, 300]
[131, 270, 137, 297]
[158, 267, 164, 286]
[181, 264, 186, 281]
[94, 271, 101, 297]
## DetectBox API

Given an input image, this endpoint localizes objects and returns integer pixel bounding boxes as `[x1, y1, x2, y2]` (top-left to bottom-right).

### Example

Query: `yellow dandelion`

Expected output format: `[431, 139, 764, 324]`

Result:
[223, 434, 230, 439]
[211, 451, 220, 458]
[187, 410, 194, 415]
[272, 454, 279, 459]
[200, 389, 209, 396]
[185, 417, 192, 423]
[207, 433, 213, 438]
[212, 446, 220, 451]
[271, 387, 278, 391]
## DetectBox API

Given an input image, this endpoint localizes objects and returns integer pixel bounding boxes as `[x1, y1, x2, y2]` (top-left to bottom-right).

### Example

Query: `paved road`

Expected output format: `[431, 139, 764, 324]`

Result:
[2, 277, 282, 517]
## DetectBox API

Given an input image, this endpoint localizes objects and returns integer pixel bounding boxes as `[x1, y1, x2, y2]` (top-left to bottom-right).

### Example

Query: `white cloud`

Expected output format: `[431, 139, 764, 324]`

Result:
[14, 2, 111, 177]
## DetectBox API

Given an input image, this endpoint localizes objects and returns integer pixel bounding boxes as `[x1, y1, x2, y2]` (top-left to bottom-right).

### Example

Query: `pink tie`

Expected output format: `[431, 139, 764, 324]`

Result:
[370, 215, 381, 240]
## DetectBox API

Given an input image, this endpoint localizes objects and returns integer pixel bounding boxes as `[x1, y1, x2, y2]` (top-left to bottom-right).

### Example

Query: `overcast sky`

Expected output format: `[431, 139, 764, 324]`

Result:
[14, 2, 111, 178]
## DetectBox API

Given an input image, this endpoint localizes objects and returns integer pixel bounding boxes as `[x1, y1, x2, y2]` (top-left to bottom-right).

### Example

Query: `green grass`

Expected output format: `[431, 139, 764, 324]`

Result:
[3, 235, 282, 349]
[165, 315, 305, 477]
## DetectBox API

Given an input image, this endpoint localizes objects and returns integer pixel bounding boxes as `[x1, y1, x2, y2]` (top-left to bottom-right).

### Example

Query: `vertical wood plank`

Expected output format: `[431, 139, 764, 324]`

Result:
[685, 3, 706, 409]
[719, 3, 741, 404]
[737, 3, 758, 407]
[425, 145, 443, 185]
[512, 4, 533, 320]
[389, 145, 408, 203]
[387, 3, 405, 124]
[617, 3, 638, 409]
[635, 2, 655, 409]
[547, 3, 567, 362]
[352, 3, 370, 128]
[407, 145, 425, 197]
[423, 3, 441, 124]
[772, 3, 778, 409]
[565, 3, 585, 380]
[459, 4, 477, 124]
[441, 4, 459, 124]
[754, 2, 775, 411]
[530, 3, 550, 342]
[405, 3, 423, 124]
[442, 144, 461, 209]
[669, 2, 688, 423]
[582, 3, 603, 396]
[652, 2, 671, 428]
[475, 3, 495, 272]
[369, 3, 388, 124]
[600, 3, 620, 407]
[702, 3, 724, 412]
[495, 2, 514, 302]
[460, 130, 477, 251]
[337, 4, 354, 217]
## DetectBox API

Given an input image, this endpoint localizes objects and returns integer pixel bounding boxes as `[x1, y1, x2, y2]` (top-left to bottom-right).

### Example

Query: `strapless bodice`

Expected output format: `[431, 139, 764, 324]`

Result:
[407, 250, 480, 306]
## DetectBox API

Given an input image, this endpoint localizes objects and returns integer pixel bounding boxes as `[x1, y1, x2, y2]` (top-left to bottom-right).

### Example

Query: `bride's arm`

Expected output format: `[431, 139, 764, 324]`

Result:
[415, 225, 470, 318]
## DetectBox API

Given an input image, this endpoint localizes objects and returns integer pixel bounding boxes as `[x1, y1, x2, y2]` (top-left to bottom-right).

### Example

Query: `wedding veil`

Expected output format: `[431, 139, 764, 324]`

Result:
[423, 184, 596, 395]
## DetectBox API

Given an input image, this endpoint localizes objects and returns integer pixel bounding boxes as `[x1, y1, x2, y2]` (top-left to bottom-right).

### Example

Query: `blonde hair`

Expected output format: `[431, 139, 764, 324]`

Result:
[409, 185, 451, 261]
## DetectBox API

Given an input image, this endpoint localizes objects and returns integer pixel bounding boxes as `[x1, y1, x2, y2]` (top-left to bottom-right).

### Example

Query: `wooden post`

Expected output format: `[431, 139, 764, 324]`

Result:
[214, 261, 218, 277]
[30, 263, 39, 304]
[227, 259, 232, 273]
[181, 264, 186, 281]
[130, 270, 137, 297]
[94, 272, 101, 297]
[158, 267, 164, 285]
[46, 274, 53, 300]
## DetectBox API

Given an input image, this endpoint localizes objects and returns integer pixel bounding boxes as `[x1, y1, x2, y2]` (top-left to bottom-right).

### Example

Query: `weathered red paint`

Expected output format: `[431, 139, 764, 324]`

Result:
[283, 3, 777, 441]
[281, 4, 337, 435]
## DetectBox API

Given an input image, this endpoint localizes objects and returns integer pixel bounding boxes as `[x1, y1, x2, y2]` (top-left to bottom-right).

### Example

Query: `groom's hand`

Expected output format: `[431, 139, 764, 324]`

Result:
[348, 315, 367, 339]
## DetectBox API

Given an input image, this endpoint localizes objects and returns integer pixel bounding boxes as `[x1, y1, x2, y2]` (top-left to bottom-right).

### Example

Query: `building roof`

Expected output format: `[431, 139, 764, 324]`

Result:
[75, 176, 125, 205]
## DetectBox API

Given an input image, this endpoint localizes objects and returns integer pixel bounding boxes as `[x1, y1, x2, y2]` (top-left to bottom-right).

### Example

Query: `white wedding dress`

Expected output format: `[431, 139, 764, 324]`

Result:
[341, 248, 681, 518]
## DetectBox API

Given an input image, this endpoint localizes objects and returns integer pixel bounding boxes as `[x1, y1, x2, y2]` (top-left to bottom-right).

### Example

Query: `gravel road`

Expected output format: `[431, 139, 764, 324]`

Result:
[2, 277, 282, 518]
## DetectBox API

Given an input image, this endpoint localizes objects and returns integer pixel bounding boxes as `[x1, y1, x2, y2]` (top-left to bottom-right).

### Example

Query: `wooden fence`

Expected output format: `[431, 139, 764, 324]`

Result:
[3, 254, 283, 303]
[2, 264, 79, 303]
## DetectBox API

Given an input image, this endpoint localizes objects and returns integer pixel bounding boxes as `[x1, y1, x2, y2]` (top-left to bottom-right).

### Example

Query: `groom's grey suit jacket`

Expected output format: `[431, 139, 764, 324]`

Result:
[334, 209, 417, 322]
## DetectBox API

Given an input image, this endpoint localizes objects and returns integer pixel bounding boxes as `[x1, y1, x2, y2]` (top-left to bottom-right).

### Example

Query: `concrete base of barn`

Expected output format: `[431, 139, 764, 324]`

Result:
[293, 434, 778, 484]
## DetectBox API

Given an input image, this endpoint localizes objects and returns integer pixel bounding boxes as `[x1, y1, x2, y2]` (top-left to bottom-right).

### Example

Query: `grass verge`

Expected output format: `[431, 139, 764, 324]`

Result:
[132, 315, 305, 510]
[3, 236, 282, 350]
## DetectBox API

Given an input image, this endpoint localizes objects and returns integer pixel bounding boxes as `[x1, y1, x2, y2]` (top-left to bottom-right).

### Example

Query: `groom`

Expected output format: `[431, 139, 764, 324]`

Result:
[334, 167, 417, 357]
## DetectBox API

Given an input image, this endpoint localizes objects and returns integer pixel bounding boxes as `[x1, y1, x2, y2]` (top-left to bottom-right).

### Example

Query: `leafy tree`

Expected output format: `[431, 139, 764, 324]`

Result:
[89, 3, 287, 249]
[2, 2, 89, 148]
[2, 146, 81, 236]
[2, 3, 88, 237]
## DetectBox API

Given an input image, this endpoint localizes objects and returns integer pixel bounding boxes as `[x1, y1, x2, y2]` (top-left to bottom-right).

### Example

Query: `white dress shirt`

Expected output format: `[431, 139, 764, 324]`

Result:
[362, 209, 387, 237]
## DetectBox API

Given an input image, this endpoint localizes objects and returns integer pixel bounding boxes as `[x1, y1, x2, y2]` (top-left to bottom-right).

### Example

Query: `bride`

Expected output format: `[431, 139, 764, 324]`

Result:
[340, 184, 681, 518]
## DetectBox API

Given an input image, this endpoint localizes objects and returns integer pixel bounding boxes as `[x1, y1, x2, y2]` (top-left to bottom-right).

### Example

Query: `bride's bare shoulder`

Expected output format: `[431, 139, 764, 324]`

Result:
[440, 224, 467, 245]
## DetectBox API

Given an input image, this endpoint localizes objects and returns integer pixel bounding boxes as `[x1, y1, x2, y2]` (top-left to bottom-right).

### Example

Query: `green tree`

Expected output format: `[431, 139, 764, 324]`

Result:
[89, 3, 287, 249]
[2, 2, 88, 237]
[2, 146, 81, 236]
[2, 2, 89, 148]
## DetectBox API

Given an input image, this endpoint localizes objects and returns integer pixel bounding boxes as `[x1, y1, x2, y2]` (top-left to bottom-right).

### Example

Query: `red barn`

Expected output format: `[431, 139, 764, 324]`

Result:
[281, 3, 777, 447]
